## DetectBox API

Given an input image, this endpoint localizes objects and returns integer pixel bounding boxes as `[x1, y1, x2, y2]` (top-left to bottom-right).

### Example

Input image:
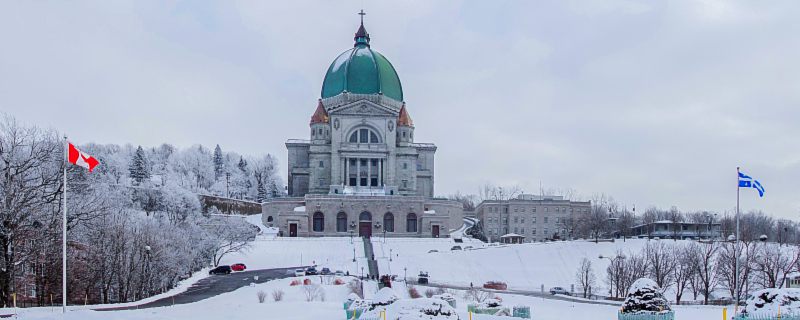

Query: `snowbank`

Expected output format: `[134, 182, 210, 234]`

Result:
[742, 288, 800, 316]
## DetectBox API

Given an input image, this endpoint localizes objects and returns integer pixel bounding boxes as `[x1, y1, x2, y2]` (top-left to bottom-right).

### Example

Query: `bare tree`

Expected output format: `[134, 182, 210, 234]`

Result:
[688, 241, 719, 305]
[204, 217, 254, 266]
[752, 243, 798, 289]
[575, 257, 596, 298]
[645, 242, 677, 292]
[672, 245, 696, 304]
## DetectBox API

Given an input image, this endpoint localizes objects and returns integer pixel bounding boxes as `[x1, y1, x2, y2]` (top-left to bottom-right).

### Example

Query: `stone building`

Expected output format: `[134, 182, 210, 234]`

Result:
[262, 18, 463, 238]
[476, 194, 591, 242]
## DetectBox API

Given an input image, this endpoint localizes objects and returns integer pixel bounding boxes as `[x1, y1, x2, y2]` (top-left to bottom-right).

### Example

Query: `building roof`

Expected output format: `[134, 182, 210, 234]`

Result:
[310, 99, 329, 124]
[320, 21, 403, 102]
[398, 104, 413, 127]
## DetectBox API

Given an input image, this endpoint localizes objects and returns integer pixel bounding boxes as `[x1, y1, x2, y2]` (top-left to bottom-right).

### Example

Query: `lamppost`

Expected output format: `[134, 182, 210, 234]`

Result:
[599, 254, 626, 298]
[389, 249, 393, 262]
[349, 230, 354, 244]
[361, 267, 364, 279]
[404, 267, 407, 283]
[353, 246, 356, 262]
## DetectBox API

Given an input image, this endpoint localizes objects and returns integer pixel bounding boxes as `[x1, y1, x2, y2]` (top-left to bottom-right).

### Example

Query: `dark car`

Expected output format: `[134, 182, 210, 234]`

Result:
[320, 267, 331, 275]
[417, 272, 429, 284]
[305, 267, 318, 275]
[209, 265, 232, 275]
[231, 263, 247, 272]
[550, 287, 570, 295]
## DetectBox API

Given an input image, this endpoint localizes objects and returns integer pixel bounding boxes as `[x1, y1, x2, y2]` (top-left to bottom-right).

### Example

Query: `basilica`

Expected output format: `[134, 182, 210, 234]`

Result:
[261, 19, 464, 238]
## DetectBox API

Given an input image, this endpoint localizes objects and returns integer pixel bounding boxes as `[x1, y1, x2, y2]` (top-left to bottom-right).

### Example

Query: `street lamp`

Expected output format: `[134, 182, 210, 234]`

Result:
[599, 254, 626, 298]
[361, 267, 364, 279]
[404, 267, 407, 283]
[353, 246, 357, 262]
[389, 249, 393, 262]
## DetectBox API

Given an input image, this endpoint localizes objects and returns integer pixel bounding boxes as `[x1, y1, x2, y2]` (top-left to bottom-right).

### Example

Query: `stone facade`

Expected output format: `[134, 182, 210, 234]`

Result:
[476, 195, 591, 242]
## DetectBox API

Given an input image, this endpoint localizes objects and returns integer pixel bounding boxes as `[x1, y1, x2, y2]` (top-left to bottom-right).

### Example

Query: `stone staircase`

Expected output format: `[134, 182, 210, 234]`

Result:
[362, 237, 379, 278]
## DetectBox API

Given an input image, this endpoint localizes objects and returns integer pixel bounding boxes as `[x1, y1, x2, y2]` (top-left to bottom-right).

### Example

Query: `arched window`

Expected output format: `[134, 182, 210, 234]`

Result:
[384, 213, 394, 232]
[313, 212, 324, 232]
[359, 211, 372, 221]
[349, 128, 380, 143]
[337, 212, 347, 232]
[267, 216, 273, 222]
[406, 213, 418, 233]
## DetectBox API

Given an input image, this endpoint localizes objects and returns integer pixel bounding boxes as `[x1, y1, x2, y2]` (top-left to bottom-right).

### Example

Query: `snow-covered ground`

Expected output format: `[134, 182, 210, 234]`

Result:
[373, 237, 660, 294]
[7, 218, 730, 319]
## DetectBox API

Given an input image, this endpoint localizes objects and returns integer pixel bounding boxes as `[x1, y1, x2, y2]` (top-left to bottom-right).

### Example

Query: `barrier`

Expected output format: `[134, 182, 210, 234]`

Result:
[617, 311, 675, 320]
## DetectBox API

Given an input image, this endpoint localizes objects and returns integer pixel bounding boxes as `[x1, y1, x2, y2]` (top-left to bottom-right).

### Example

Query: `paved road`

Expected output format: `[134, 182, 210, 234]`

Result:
[97, 266, 306, 311]
[414, 281, 621, 307]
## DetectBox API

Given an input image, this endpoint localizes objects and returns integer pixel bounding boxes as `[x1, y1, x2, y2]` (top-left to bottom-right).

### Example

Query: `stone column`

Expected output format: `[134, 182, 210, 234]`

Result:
[356, 158, 361, 187]
[367, 158, 372, 187]
[379, 159, 383, 187]
[343, 157, 348, 186]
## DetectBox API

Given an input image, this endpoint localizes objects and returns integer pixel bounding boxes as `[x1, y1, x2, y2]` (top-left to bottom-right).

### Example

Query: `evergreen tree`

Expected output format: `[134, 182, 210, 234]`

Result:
[237, 156, 247, 172]
[213, 144, 224, 180]
[255, 170, 267, 202]
[129, 145, 151, 184]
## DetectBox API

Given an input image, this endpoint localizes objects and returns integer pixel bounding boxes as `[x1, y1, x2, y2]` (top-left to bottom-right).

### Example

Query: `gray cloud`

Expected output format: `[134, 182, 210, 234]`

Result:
[0, 0, 797, 217]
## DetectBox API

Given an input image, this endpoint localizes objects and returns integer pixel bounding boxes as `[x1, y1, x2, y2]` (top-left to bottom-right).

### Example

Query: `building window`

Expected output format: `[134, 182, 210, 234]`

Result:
[384, 212, 394, 232]
[504, 207, 508, 213]
[349, 128, 380, 143]
[533, 208, 536, 212]
[403, 162, 408, 169]
[521, 227, 525, 234]
[406, 213, 418, 232]
[319, 160, 324, 167]
[532, 228, 537, 235]
[318, 178, 325, 187]
[402, 180, 408, 188]
[521, 217, 525, 223]
[313, 212, 324, 232]
[532, 217, 537, 223]
[544, 217, 549, 223]
[318, 128, 323, 135]
[337, 212, 347, 232]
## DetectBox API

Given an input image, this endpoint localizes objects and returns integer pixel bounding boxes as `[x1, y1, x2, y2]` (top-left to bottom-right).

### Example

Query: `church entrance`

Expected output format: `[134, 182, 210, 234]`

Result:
[289, 223, 298, 237]
[359, 211, 372, 238]
[432, 225, 440, 238]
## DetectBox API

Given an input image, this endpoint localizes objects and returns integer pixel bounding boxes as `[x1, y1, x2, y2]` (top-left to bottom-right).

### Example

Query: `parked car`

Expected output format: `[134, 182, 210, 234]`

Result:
[294, 269, 306, 277]
[334, 270, 345, 276]
[483, 281, 507, 290]
[320, 267, 331, 275]
[209, 265, 232, 275]
[305, 267, 318, 275]
[450, 246, 462, 251]
[464, 246, 473, 250]
[428, 249, 439, 253]
[550, 287, 570, 295]
[417, 272, 429, 284]
[231, 263, 247, 272]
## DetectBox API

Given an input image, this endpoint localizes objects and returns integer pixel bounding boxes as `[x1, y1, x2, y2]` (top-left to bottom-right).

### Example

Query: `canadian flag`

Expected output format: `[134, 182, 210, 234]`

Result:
[68, 143, 100, 172]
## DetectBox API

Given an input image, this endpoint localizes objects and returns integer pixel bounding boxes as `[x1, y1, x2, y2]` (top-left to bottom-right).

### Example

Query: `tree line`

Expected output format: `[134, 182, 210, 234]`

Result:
[0, 114, 277, 306]
[576, 240, 800, 305]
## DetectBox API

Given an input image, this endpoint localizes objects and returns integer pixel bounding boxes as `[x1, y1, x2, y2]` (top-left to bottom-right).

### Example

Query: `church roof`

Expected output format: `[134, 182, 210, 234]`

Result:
[309, 100, 329, 124]
[397, 104, 413, 127]
[320, 19, 403, 102]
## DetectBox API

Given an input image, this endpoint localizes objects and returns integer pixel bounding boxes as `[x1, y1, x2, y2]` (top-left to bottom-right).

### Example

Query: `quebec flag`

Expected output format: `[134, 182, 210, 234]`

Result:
[738, 171, 765, 197]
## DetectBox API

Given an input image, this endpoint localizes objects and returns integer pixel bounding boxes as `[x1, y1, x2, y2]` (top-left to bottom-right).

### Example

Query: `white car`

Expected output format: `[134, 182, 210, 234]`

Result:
[294, 269, 305, 277]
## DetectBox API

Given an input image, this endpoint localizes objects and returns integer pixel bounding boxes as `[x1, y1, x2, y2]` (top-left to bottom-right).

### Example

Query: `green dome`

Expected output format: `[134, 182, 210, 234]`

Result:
[321, 24, 403, 102]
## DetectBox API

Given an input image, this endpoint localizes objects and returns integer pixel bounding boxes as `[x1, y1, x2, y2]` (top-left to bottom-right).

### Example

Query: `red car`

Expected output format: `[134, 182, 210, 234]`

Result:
[231, 263, 247, 272]
[483, 281, 507, 290]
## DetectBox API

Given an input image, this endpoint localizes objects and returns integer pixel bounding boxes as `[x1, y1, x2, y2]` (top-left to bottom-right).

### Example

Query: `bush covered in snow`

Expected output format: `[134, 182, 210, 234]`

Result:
[741, 288, 800, 316]
[620, 278, 671, 314]
[372, 287, 400, 307]
[362, 298, 459, 320]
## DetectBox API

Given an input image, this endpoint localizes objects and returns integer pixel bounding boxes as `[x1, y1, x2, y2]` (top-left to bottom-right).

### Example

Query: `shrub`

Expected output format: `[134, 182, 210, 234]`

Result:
[303, 278, 312, 285]
[257, 290, 267, 303]
[303, 284, 324, 302]
[408, 285, 422, 299]
[347, 279, 363, 298]
[464, 288, 494, 302]
[289, 280, 301, 286]
[272, 290, 284, 302]
[435, 287, 447, 295]
[425, 288, 436, 298]
[334, 278, 345, 285]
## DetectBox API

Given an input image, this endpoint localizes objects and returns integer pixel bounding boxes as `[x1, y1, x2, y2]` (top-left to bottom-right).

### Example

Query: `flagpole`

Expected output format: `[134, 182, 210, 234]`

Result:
[735, 166, 740, 313]
[62, 136, 68, 314]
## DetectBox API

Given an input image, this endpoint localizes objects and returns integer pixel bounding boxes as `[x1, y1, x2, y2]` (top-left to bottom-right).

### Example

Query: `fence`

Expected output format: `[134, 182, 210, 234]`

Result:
[617, 311, 674, 320]
[733, 314, 800, 320]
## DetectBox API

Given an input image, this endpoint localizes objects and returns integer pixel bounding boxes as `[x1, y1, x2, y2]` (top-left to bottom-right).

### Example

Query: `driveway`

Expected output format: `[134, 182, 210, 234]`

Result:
[97, 266, 306, 311]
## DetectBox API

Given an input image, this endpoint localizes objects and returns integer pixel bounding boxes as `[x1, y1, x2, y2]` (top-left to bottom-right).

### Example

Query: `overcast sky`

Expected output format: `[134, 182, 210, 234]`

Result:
[1, 1, 798, 218]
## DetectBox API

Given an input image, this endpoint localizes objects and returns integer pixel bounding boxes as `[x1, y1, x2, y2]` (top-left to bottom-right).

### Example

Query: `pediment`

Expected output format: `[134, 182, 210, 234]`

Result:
[328, 99, 398, 117]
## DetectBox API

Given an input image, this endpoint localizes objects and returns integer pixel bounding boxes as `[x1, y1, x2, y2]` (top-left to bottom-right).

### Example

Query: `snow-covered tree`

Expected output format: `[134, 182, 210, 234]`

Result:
[129, 145, 151, 184]
[213, 144, 224, 181]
